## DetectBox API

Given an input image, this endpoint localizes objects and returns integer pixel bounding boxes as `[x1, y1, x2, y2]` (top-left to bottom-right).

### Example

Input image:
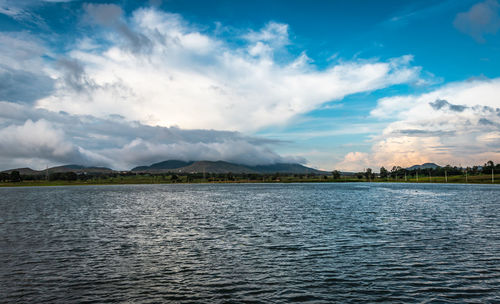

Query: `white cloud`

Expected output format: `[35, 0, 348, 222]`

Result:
[0, 119, 72, 158]
[35, 7, 421, 132]
[0, 5, 426, 170]
[244, 22, 290, 48]
[0, 32, 49, 72]
[0, 119, 109, 168]
[478, 131, 500, 142]
[336, 152, 372, 172]
[0, 102, 302, 170]
[100, 138, 304, 169]
[338, 78, 500, 171]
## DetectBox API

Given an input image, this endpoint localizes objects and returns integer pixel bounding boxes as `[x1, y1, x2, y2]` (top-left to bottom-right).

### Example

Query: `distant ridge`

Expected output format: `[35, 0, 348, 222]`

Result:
[1, 167, 42, 175]
[1, 165, 113, 175]
[131, 160, 194, 172]
[2, 161, 327, 175]
[132, 160, 328, 174]
[175, 161, 258, 174]
[49, 165, 114, 173]
[406, 163, 440, 170]
[3, 161, 449, 176]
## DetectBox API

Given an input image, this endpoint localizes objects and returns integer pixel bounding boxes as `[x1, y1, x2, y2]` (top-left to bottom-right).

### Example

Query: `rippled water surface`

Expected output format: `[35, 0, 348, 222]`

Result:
[1, 183, 499, 303]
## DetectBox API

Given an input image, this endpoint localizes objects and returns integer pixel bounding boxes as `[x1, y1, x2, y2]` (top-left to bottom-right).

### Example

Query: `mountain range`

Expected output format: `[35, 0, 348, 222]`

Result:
[1, 165, 114, 175]
[2, 160, 327, 175]
[1, 161, 444, 176]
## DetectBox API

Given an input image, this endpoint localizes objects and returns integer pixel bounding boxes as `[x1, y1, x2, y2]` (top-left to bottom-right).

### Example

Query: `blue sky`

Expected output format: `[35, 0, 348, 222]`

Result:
[0, 0, 499, 171]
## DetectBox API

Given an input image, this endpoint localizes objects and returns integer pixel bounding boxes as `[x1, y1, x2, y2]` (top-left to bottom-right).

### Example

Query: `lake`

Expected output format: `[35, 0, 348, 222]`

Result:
[1, 183, 499, 303]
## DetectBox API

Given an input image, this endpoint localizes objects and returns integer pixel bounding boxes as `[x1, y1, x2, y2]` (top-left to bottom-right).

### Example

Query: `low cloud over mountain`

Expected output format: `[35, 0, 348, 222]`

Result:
[0, 102, 304, 170]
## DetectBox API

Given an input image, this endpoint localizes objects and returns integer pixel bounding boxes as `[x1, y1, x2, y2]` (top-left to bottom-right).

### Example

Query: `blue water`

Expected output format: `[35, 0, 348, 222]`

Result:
[1, 183, 499, 303]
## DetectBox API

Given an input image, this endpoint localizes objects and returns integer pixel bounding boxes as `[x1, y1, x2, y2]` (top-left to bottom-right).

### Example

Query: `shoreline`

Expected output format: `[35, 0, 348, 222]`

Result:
[2, 179, 499, 187]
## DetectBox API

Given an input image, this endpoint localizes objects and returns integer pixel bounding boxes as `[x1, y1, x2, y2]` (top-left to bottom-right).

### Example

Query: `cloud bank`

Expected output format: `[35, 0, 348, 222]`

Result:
[0, 102, 305, 170]
[337, 78, 500, 171]
[35, 6, 420, 132]
[0, 4, 422, 170]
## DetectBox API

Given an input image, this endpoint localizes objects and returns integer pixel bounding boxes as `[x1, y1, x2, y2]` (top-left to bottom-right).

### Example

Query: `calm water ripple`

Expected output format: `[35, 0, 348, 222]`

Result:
[1, 183, 499, 303]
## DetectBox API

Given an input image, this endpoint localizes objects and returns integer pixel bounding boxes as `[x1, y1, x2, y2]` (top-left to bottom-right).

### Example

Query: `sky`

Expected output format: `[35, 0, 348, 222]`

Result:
[0, 0, 499, 171]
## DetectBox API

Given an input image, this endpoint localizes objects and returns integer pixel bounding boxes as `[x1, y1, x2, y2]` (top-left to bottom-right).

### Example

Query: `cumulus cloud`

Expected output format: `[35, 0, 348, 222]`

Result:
[36, 7, 421, 132]
[337, 78, 500, 171]
[0, 119, 108, 169]
[335, 152, 372, 172]
[0, 102, 302, 170]
[453, 0, 500, 42]
[0, 5, 424, 170]
[101, 138, 304, 169]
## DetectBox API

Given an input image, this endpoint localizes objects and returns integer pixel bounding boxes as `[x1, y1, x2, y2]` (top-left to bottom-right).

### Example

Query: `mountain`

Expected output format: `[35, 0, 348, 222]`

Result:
[1, 165, 113, 175]
[48, 165, 114, 173]
[133, 160, 328, 174]
[2, 161, 327, 176]
[406, 163, 440, 170]
[131, 160, 194, 172]
[1, 167, 43, 175]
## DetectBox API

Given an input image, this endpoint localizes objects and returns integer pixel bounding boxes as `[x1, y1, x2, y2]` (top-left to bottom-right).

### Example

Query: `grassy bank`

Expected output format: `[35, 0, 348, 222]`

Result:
[1, 173, 500, 187]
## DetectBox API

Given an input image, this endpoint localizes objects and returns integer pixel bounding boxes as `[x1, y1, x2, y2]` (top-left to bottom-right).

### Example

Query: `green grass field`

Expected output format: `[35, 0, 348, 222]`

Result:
[1, 173, 499, 187]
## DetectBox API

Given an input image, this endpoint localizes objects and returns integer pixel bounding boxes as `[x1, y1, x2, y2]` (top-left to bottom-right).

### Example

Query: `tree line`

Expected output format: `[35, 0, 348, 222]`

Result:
[2, 160, 499, 183]
[377, 160, 499, 179]
[0, 170, 328, 183]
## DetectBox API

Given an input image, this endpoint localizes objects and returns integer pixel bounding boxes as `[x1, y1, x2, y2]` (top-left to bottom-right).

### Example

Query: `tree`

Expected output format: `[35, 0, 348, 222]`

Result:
[10, 171, 21, 182]
[0, 172, 9, 182]
[391, 166, 402, 178]
[365, 168, 373, 180]
[380, 167, 388, 178]
[64, 172, 78, 181]
[170, 174, 179, 182]
[331, 170, 341, 179]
